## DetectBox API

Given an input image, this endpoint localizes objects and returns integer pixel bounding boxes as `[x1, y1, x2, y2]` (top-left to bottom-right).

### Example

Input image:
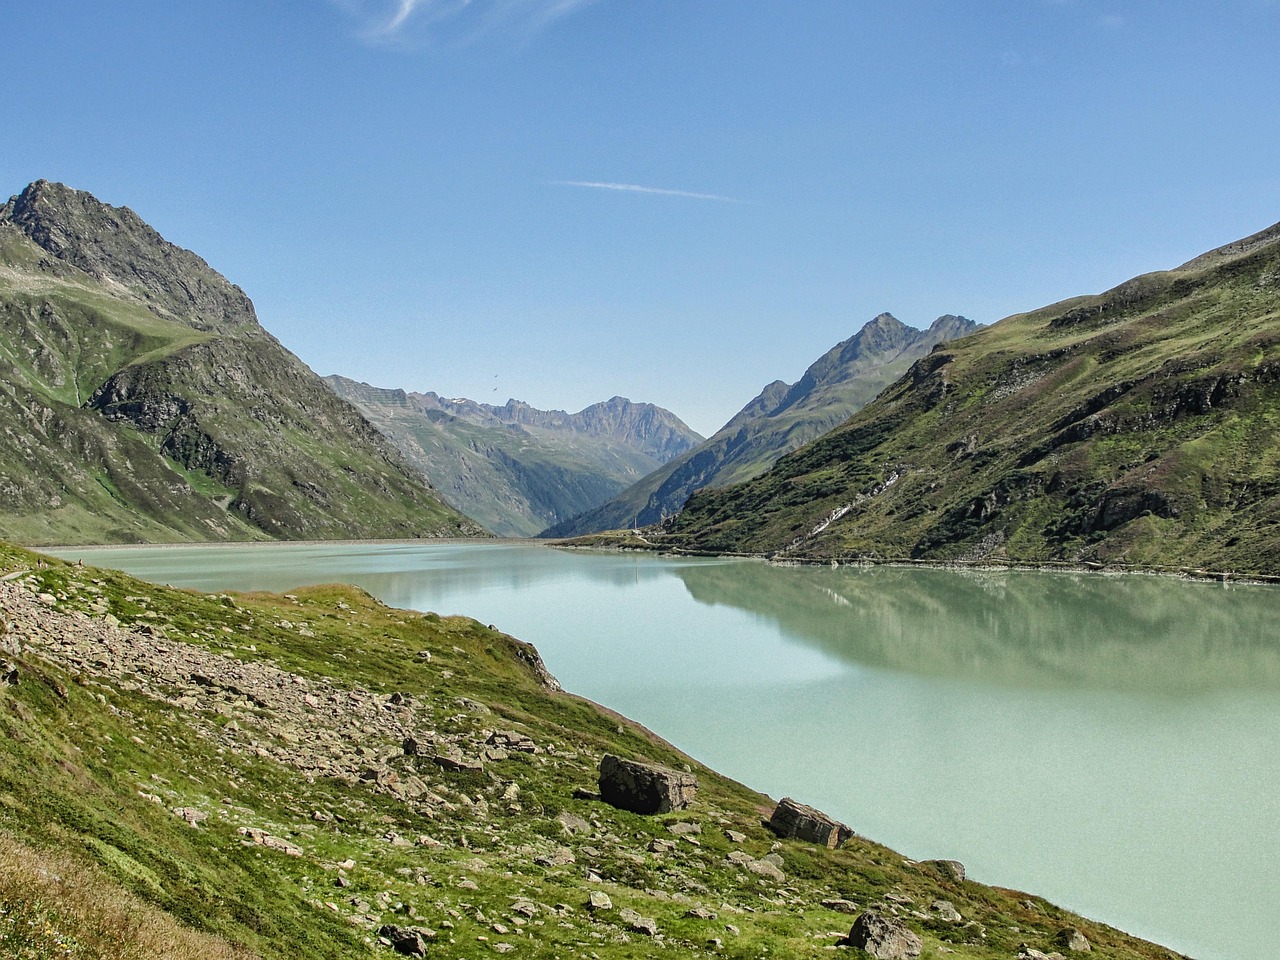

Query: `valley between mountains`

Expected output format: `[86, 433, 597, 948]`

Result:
[4, 176, 1278, 959]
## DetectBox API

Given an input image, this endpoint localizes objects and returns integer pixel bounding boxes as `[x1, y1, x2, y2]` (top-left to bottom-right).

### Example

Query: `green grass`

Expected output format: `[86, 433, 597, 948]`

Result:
[0, 541, 1188, 959]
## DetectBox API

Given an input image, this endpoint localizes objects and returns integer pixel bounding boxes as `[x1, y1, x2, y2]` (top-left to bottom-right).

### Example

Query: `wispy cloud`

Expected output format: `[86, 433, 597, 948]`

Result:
[553, 181, 744, 203]
[340, 0, 599, 47]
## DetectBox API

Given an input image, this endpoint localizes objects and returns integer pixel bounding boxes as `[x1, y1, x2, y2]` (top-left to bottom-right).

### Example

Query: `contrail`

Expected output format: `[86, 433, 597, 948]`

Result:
[553, 180, 742, 203]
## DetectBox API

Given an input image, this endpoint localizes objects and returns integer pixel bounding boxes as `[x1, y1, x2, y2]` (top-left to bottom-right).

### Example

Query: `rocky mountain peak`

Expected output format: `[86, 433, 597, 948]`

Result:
[0, 179, 258, 333]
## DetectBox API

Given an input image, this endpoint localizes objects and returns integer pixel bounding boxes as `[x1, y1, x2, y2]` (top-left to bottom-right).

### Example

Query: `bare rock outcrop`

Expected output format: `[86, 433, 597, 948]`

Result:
[598, 754, 697, 814]
[843, 911, 922, 959]
[766, 796, 852, 849]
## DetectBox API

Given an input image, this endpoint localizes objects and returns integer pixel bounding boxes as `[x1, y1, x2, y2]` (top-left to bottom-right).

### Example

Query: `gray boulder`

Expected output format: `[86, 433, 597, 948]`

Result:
[377, 923, 435, 956]
[598, 754, 697, 814]
[844, 912, 922, 959]
[1058, 928, 1091, 952]
[766, 796, 852, 849]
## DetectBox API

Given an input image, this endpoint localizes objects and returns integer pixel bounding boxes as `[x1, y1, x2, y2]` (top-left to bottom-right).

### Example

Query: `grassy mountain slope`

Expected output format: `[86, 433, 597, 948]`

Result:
[326, 378, 702, 537]
[0, 542, 1185, 959]
[545, 314, 979, 537]
[0, 181, 479, 544]
[659, 220, 1280, 575]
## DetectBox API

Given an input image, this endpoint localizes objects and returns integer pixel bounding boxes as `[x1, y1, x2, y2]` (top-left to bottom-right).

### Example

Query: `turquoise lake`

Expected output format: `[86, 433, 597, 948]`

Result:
[54, 540, 1280, 960]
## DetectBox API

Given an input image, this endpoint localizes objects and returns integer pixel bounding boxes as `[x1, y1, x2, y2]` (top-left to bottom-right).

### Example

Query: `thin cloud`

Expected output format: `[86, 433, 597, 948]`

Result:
[341, 0, 598, 46]
[553, 181, 744, 204]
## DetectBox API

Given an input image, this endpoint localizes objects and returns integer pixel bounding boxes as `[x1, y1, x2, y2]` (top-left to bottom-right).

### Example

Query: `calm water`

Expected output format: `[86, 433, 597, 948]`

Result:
[54, 541, 1280, 960]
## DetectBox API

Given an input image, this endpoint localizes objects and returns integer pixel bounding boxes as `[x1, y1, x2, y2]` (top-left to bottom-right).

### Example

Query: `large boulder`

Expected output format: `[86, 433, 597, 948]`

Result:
[844, 912, 922, 959]
[766, 796, 852, 849]
[1058, 928, 1092, 952]
[598, 754, 697, 814]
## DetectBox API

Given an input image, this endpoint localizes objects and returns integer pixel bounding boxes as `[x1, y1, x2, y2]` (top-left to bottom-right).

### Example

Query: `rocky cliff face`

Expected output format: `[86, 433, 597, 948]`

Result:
[659, 219, 1280, 575]
[545, 313, 979, 537]
[325, 377, 703, 537]
[0, 180, 480, 544]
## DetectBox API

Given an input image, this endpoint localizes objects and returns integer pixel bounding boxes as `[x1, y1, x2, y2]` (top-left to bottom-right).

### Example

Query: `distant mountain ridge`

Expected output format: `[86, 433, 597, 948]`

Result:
[544, 313, 980, 537]
[325, 377, 703, 537]
[657, 217, 1280, 575]
[0, 180, 479, 544]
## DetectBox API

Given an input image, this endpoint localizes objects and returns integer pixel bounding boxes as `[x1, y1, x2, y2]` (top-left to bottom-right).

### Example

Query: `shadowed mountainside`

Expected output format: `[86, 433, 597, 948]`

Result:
[0, 180, 480, 545]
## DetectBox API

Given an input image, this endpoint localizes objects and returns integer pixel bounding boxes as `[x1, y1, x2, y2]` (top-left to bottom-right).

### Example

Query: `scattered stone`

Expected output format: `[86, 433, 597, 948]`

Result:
[685, 907, 717, 920]
[534, 846, 576, 867]
[1017, 947, 1065, 960]
[930, 900, 962, 922]
[766, 797, 852, 849]
[746, 858, 785, 882]
[587, 891, 612, 912]
[922, 859, 966, 882]
[1057, 928, 1091, 952]
[486, 730, 539, 753]
[724, 829, 746, 843]
[649, 838, 676, 854]
[377, 923, 435, 956]
[172, 806, 208, 827]
[433, 752, 484, 773]
[667, 821, 701, 836]
[843, 912, 922, 959]
[598, 754, 697, 814]
[237, 827, 303, 857]
[822, 898, 860, 915]
[619, 907, 658, 936]
[556, 811, 591, 836]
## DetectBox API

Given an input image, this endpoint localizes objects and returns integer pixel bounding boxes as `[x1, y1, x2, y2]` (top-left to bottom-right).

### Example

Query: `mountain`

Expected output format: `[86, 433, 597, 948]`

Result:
[0, 180, 480, 544]
[657, 219, 1280, 576]
[0, 541, 1183, 960]
[324, 378, 703, 536]
[544, 313, 980, 537]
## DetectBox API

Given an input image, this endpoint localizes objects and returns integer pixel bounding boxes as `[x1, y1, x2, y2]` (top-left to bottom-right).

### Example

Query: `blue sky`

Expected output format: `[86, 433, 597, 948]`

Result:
[3, 1, 1278, 436]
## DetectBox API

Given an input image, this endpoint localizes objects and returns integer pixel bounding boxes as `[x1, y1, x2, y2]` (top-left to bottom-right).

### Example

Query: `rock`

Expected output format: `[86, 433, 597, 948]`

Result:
[0, 659, 17, 688]
[587, 891, 612, 912]
[432, 752, 484, 773]
[667, 821, 701, 836]
[685, 907, 717, 920]
[619, 907, 658, 936]
[930, 900, 962, 922]
[486, 730, 539, 753]
[598, 754, 697, 814]
[821, 898, 860, 915]
[724, 829, 746, 843]
[746, 858, 785, 882]
[1057, 928, 1091, 952]
[377, 923, 435, 956]
[843, 912, 922, 959]
[555, 811, 591, 836]
[533, 846, 575, 867]
[649, 838, 676, 854]
[922, 859, 966, 882]
[766, 797, 852, 849]
[1018, 948, 1065, 960]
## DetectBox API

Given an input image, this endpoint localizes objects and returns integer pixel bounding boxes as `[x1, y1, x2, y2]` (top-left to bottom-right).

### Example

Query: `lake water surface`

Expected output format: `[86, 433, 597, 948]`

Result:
[54, 541, 1280, 960]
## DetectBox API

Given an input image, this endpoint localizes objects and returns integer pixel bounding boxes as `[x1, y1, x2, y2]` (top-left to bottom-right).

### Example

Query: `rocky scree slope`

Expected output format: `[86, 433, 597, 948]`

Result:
[0, 180, 478, 545]
[545, 314, 979, 537]
[659, 219, 1280, 574]
[0, 542, 1185, 959]
[325, 378, 702, 537]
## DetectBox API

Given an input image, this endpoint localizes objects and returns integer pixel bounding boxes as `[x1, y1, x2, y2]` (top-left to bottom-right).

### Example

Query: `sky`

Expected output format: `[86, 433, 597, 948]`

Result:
[3, 0, 1279, 437]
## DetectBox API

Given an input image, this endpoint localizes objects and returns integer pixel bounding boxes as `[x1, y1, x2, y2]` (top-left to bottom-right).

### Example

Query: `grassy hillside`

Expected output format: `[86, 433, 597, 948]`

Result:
[0, 542, 1185, 959]
[0, 181, 479, 545]
[546, 315, 978, 538]
[658, 220, 1280, 576]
